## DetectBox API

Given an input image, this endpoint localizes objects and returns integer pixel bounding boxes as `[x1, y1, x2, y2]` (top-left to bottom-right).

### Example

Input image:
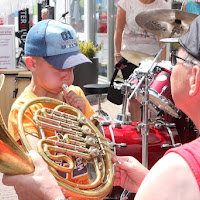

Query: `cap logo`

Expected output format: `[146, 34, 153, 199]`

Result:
[60, 31, 78, 50]
[61, 31, 73, 40]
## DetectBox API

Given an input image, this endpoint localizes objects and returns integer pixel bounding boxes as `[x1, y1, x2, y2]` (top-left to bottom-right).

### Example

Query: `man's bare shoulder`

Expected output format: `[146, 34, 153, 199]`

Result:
[135, 152, 200, 200]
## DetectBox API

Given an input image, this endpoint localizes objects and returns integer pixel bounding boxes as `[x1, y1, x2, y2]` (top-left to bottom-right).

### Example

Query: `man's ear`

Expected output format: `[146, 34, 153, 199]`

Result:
[189, 65, 200, 96]
[25, 57, 36, 71]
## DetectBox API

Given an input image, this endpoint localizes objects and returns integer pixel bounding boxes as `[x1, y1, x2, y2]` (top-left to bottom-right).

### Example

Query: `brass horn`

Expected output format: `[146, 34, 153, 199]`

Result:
[17, 97, 115, 200]
[0, 111, 34, 175]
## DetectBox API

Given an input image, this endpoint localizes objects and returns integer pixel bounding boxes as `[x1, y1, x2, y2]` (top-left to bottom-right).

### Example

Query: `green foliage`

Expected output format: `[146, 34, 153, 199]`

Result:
[78, 40, 104, 58]
[78, 40, 96, 58]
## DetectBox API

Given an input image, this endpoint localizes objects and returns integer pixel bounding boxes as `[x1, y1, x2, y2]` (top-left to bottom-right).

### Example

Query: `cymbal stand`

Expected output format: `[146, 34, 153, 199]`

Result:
[128, 43, 167, 168]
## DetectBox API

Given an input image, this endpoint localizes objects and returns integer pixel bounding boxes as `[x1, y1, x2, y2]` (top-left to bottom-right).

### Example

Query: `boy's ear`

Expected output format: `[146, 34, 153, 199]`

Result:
[25, 57, 35, 71]
[189, 66, 200, 96]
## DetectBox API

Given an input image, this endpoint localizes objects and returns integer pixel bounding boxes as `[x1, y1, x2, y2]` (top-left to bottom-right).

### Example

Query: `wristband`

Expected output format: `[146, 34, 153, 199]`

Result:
[114, 53, 121, 57]
[55, 198, 67, 200]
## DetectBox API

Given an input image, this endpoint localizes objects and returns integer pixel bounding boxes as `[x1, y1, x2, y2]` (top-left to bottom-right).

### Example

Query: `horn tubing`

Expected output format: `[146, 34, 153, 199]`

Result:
[17, 97, 114, 199]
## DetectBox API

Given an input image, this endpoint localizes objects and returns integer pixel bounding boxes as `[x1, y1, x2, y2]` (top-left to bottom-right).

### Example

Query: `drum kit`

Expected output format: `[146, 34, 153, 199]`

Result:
[98, 9, 199, 200]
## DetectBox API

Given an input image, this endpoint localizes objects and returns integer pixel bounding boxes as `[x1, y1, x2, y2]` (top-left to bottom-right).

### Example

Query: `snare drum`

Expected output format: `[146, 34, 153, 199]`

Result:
[101, 120, 181, 169]
[149, 61, 179, 118]
[130, 60, 179, 118]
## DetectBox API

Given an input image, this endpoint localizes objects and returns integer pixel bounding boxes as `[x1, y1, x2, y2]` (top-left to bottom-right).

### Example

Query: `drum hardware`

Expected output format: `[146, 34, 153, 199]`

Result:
[119, 42, 182, 167]
[116, 113, 131, 124]
[111, 143, 127, 148]
[98, 118, 124, 129]
[135, 9, 198, 38]
[153, 122, 165, 130]
[160, 85, 168, 95]
[99, 120, 128, 154]
[120, 189, 131, 200]
[113, 80, 132, 125]
[136, 122, 143, 132]
[153, 121, 176, 129]
[161, 143, 182, 149]
[99, 120, 111, 126]
[156, 120, 182, 149]
[126, 43, 168, 168]
[108, 141, 128, 150]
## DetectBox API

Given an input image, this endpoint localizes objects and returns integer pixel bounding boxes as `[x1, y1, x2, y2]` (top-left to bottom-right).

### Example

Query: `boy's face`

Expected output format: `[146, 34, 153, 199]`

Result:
[33, 57, 74, 94]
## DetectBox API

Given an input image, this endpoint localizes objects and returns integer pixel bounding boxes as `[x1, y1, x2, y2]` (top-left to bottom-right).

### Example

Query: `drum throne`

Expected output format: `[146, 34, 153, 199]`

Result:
[83, 83, 110, 116]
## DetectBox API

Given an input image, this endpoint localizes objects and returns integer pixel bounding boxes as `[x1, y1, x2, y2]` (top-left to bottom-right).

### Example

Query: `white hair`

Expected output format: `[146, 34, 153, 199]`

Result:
[179, 47, 200, 67]
[41, 8, 48, 15]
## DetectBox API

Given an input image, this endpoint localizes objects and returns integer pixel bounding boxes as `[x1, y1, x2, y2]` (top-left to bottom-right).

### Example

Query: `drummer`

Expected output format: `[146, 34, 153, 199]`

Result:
[112, 15, 200, 199]
[114, 0, 170, 121]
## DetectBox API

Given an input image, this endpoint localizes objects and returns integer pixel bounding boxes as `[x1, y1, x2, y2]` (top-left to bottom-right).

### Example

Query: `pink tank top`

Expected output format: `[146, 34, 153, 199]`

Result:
[165, 138, 200, 191]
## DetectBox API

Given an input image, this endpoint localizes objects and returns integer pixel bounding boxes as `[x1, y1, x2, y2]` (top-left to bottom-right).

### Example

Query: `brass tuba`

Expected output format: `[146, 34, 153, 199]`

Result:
[0, 76, 115, 200]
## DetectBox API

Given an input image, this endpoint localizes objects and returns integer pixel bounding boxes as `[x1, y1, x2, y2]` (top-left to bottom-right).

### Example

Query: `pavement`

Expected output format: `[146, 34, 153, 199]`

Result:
[0, 91, 125, 199]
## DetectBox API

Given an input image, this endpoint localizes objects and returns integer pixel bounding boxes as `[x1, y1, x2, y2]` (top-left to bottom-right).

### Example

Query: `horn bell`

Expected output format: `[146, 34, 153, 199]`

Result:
[0, 110, 34, 175]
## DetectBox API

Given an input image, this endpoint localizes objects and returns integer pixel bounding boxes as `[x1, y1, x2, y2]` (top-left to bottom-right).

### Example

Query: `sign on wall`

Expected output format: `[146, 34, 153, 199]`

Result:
[0, 25, 15, 69]
[18, 9, 29, 44]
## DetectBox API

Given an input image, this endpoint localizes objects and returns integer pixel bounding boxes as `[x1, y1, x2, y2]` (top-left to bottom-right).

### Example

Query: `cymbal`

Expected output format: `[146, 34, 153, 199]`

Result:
[135, 9, 198, 38]
[120, 50, 157, 66]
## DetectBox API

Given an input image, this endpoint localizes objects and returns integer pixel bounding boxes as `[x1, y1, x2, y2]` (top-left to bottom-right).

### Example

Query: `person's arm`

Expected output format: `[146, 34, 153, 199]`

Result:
[2, 150, 66, 200]
[135, 153, 200, 200]
[112, 156, 149, 193]
[63, 90, 86, 114]
[114, 5, 126, 64]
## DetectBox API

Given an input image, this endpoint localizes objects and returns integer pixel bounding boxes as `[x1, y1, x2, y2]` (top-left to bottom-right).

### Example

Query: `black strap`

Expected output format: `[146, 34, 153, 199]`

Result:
[110, 68, 118, 86]
[110, 57, 128, 86]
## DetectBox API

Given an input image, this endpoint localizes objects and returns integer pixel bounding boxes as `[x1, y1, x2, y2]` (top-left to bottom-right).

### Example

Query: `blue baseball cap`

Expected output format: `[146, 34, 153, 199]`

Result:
[25, 20, 91, 69]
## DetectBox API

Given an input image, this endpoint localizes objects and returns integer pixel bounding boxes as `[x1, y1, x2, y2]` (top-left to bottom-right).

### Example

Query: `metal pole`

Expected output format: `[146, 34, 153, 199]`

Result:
[141, 77, 149, 168]
[52, 0, 56, 20]
[66, 0, 70, 24]
[85, 0, 96, 43]
[107, 0, 115, 81]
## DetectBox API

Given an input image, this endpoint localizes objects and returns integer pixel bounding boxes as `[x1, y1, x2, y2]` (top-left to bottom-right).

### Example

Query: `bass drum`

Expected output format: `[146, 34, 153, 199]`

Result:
[100, 120, 181, 169]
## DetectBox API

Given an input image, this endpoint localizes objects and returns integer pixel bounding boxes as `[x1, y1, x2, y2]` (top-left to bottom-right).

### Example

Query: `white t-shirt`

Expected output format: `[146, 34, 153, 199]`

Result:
[118, 0, 170, 55]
